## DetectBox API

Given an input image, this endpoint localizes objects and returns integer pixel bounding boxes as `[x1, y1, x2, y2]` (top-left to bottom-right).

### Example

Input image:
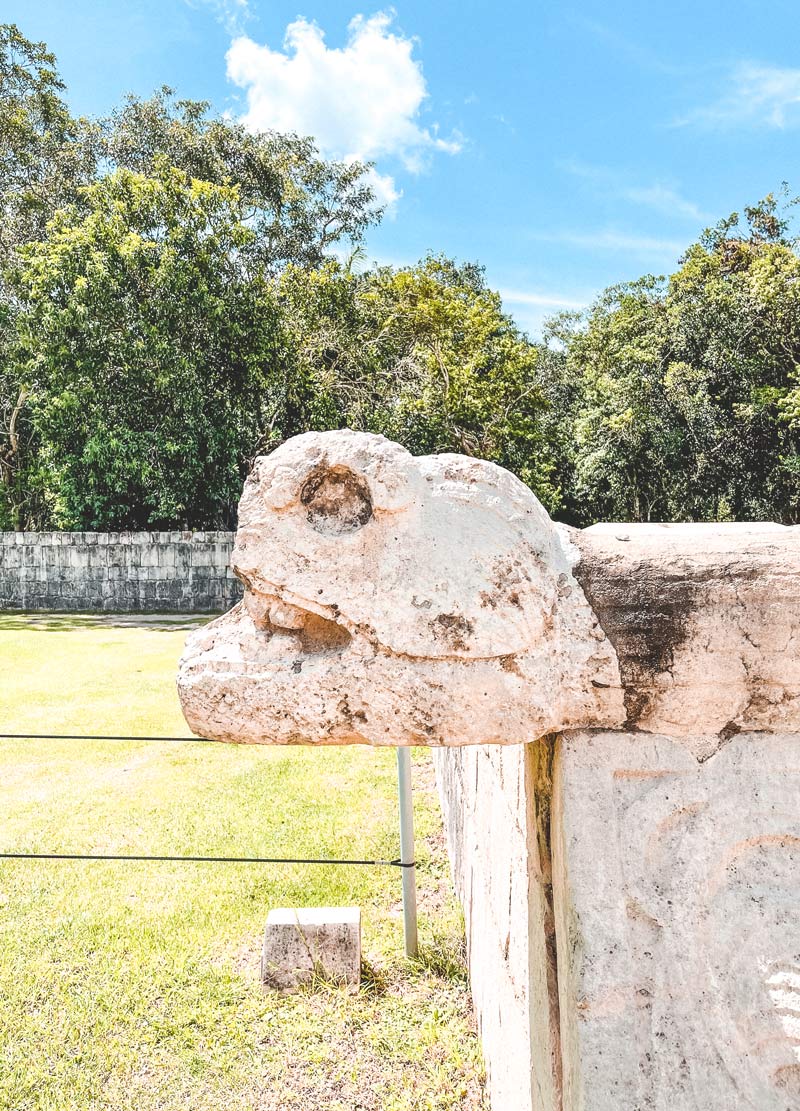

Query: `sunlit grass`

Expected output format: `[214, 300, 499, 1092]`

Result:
[0, 613, 485, 1111]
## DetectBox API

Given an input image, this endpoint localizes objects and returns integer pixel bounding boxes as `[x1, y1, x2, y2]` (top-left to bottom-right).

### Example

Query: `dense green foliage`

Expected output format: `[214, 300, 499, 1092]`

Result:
[0, 27, 385, 529]
[0, 24, 92, 263]
[1, 23, 798, 529]
[547, 195, 800, 525]
[13, 165, 285, 527]
[99, 87, 380, 274]
[277, 257, 556, 503]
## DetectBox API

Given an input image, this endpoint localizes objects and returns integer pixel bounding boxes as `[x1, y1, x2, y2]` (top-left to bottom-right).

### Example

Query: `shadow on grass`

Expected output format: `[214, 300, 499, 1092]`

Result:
[412, 927, 469, 984]
[359, 957, 390, 996]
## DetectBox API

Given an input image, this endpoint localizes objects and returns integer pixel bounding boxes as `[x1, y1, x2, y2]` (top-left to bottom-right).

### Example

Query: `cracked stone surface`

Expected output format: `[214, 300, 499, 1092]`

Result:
[177, 430, 623, 746]
[436, 728, 800, 1111]
[570, 522, 800, 758]
[553, 729, 800, 1110]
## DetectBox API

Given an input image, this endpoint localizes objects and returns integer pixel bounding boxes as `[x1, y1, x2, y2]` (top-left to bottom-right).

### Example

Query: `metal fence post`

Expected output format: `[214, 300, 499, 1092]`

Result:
[396, 746, 418, 958]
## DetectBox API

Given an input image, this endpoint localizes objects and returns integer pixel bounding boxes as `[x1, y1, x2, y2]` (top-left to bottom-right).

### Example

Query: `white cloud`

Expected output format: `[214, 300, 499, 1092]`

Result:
[187, 0, 250, 36]
[560, 160, 706, 222]
[569, 16, 681, 77]
[681, 62, 800, 129]
[499, 290, 592, 338]
[622, 184, 705, 221]
[535, 229, 685, 256]
[225, 11, 460, 202]
[362, 166, 401, 208]
[499, 289, 586, 309]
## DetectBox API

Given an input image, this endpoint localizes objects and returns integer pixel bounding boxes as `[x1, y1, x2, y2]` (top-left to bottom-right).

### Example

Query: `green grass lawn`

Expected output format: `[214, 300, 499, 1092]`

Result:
[0, 613, 486, 1111]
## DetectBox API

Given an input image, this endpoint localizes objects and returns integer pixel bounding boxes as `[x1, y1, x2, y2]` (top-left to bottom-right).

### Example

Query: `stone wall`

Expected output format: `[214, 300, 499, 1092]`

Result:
[436, 728, 800, 1111]
[0, 531, 242, 613]
[433, 743, 561, 1111]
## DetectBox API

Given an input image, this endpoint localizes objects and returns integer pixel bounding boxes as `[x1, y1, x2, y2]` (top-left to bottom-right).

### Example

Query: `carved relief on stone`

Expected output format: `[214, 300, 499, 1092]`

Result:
[553, 730, 800, 1110]
[174, 429, 800, 1111]
[177, 431, 623, 745]
[178, 431, 799, 748]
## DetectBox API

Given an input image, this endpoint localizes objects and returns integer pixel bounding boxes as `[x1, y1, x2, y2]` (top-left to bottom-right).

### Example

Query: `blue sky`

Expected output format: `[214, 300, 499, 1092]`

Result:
[6, 0, 799, 333]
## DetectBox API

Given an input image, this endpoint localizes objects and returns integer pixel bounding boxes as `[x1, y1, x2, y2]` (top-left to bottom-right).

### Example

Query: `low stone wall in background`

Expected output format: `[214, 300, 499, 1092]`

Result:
[0, 531, 242, 613]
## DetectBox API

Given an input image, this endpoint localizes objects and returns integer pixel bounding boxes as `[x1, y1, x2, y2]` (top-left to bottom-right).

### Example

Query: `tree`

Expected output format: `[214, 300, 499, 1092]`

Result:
[12, 163, 285, 528]
[0, 24, 92, 263]
[277, 255, 559, 510]
[0, 25, 97, 527]
[99, 87, 381, 273]
[549, 194, 800, 525]
[0, 32, 383, 527]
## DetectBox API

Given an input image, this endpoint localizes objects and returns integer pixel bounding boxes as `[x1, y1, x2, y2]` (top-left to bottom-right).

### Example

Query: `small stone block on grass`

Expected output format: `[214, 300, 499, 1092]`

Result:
[261, 907, 361, 991]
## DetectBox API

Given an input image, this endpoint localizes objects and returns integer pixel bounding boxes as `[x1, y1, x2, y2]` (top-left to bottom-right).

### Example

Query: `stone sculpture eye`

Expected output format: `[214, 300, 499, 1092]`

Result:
[300, 464, 373, 535]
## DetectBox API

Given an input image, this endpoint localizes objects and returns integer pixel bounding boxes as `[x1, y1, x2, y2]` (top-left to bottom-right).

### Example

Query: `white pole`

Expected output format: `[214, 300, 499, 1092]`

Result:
[396, 746, 418, 958]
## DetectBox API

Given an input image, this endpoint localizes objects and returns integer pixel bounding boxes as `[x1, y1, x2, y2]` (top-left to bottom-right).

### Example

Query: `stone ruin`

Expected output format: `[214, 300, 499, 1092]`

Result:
[177, 430, 800, 1111]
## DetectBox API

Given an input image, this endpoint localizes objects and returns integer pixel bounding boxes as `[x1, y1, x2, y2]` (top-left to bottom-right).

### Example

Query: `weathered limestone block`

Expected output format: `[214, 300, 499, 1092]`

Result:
[552, 729, 800, 1110]
[433, 743, 561, 1111]
[177, 431, 623, 745]
[570, 523, 800, 757]
[261, 906, 361, 991]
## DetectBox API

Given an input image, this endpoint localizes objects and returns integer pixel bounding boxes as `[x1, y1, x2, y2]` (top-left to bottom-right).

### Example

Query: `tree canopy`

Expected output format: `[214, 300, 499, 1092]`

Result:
[97, 87, 381, 273]
[12, 164, 285, 528]
[1, 22, 798, 531]
[277, 256, 557, 507]
[0, 24, 91, 265]
[547, 193, 800, 525]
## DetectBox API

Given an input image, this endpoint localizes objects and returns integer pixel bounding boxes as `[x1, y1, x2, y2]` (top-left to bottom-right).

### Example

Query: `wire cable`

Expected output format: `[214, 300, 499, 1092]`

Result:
[0, 734, 416, 869]
[0, 733, 212, 742]
[0, 851, 414, 867]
